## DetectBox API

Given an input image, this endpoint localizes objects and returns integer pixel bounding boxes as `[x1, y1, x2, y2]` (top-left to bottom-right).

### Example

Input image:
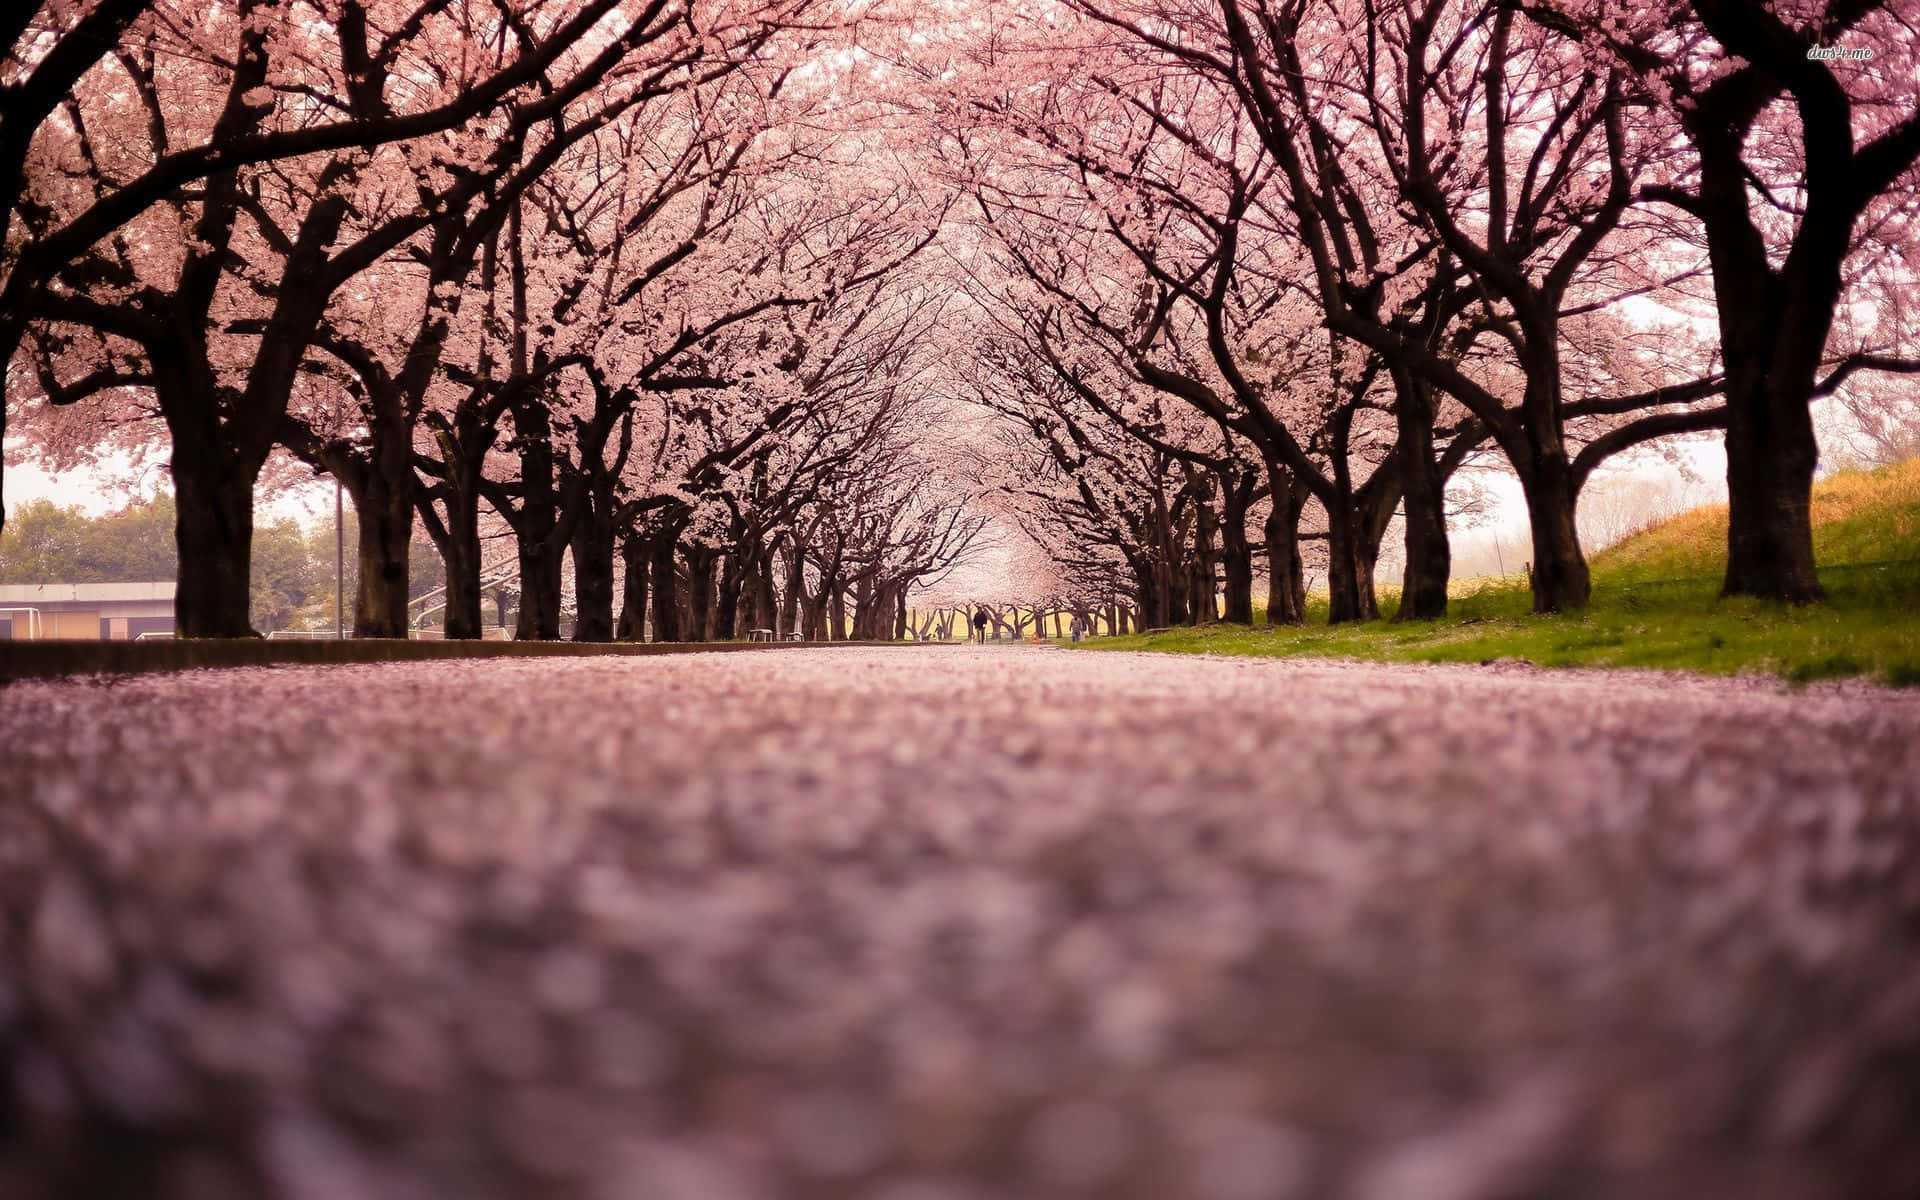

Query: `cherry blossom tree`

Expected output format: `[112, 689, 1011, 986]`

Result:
[16, 0, 822, 635]
[280, 58, 748, 636]
[1100, 0, 1729, 614]
[1551, 0, 1920, 603]
[2, 0, 686, 540]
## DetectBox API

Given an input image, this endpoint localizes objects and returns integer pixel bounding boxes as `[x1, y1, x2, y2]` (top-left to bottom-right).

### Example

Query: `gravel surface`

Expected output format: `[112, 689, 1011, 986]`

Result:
[3, 646, 1919, 1200]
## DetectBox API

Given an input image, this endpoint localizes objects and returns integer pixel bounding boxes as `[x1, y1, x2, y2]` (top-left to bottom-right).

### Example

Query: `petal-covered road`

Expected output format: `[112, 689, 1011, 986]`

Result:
[3, 647, 1919, 1199]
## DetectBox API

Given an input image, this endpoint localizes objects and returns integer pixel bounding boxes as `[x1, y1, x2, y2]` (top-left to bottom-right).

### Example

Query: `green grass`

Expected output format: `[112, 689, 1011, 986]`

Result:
[1078, 459, 1920, 686]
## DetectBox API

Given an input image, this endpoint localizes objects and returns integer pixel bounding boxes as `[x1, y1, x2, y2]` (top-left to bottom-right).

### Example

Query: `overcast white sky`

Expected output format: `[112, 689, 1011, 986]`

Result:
[3, 446, 336, 522]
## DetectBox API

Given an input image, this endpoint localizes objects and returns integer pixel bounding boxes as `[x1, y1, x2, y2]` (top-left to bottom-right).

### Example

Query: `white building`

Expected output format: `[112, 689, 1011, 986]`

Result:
[0, 582, 175, 640]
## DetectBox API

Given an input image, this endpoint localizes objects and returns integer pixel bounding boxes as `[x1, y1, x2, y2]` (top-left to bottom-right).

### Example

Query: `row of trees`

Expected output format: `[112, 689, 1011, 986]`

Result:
[6, 1, 1915, 638]
[6, 0, 986, 639]
[931, 0, 1917, 624]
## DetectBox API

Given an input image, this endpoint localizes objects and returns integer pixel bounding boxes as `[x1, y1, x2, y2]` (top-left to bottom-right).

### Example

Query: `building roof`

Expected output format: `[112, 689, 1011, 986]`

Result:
[0, 581, 175, 603]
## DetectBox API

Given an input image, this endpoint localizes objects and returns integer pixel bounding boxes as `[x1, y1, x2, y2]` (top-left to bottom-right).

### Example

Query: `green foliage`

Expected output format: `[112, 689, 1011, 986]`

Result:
[1081, 463, 1920, 686]
[0, 495, 178, 582]
[253, 514, 333, 633]
[0, 494, 439, 634]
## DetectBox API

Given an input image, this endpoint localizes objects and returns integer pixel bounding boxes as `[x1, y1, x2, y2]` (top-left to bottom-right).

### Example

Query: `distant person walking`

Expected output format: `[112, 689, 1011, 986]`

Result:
[972, 608, 991, 643]
[1070, 614, 1086, 643]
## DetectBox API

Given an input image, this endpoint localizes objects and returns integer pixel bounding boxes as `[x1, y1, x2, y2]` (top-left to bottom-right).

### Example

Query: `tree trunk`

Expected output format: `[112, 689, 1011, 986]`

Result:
[856, 575, 880, 639]
[337, 402, 418, 639]
[1149, 496, 1183, 628]
[172, 446, 259, 638]
[348, 470, 412, 639]
[1722, 374, 1823, 603]
[1393, 370, 1451, 620]
[1318, 403, 1384, 624]
[1264, 471, 1308, 626]
[1512, 335, 1592, 614]
[752, 547, 778, 634]
[1352, 481, 1393, 625]
[420, 409, 494, 640]
[437, 482, 485, 640]
[570, 497, 615, 643]
[1220, 473, 1255, 624]
[1519, 452, 1591, 614]
[781, 540, 805, 638]
[515, 537, 563, 640]
[715, 550, 745, 641]
[1320, 416, 1374, 625]
[649, 536, 682, 642]
[1688, 110, 1846, 606]
[848, 580, 868, 639]
[1163, 559, 1190, 625]
[1131, 557, 1160, 630]
[617, 533, 648, 641]
[1191, 489, 1219, 624]
[1352, 544, 1381, 623]
[1323, 500, 1366, 625]
[685, 544, 716, 642]
[508, 401, 563, 640]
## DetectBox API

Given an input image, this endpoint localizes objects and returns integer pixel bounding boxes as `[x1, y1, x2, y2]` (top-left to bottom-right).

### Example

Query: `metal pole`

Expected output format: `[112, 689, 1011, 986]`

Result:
[335, 479, 344, 640]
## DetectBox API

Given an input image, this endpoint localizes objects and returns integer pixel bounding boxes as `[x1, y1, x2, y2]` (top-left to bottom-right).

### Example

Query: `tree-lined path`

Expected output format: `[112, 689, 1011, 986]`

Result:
[5, 647, 1919, 1198]
[8, 0, 1917, 642]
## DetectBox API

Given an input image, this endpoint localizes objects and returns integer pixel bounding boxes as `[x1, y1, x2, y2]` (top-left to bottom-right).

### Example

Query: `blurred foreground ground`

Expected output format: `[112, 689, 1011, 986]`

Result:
[3, 647, 1918, 1199]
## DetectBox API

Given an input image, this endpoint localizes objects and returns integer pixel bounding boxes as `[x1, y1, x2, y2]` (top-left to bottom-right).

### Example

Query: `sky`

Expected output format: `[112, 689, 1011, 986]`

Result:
[3, 446, 339, 523]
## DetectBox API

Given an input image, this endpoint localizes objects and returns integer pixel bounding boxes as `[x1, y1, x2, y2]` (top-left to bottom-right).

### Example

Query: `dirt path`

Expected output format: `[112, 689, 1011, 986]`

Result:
[4, 648, 1918, 1198]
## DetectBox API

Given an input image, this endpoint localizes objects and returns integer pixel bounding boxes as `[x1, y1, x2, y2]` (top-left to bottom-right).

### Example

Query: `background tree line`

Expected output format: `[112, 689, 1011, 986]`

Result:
[0, 492, 456, 632]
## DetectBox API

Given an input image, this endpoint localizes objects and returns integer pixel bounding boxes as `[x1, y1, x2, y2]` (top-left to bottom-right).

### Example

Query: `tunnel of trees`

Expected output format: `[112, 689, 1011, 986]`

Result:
[3, 0, 1915, 640]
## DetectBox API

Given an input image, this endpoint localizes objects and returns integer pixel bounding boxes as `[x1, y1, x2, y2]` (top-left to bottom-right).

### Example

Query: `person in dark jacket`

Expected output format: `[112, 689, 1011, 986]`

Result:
[972, 608, 991, 643]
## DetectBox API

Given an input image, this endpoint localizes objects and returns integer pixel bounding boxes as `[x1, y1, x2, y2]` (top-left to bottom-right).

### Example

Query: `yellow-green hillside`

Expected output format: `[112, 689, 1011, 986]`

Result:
[1595, 457, 1920, 586]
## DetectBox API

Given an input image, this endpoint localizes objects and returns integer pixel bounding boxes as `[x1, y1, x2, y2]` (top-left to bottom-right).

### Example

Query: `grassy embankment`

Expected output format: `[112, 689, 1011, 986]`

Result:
[1079, 459, 1920, 685]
